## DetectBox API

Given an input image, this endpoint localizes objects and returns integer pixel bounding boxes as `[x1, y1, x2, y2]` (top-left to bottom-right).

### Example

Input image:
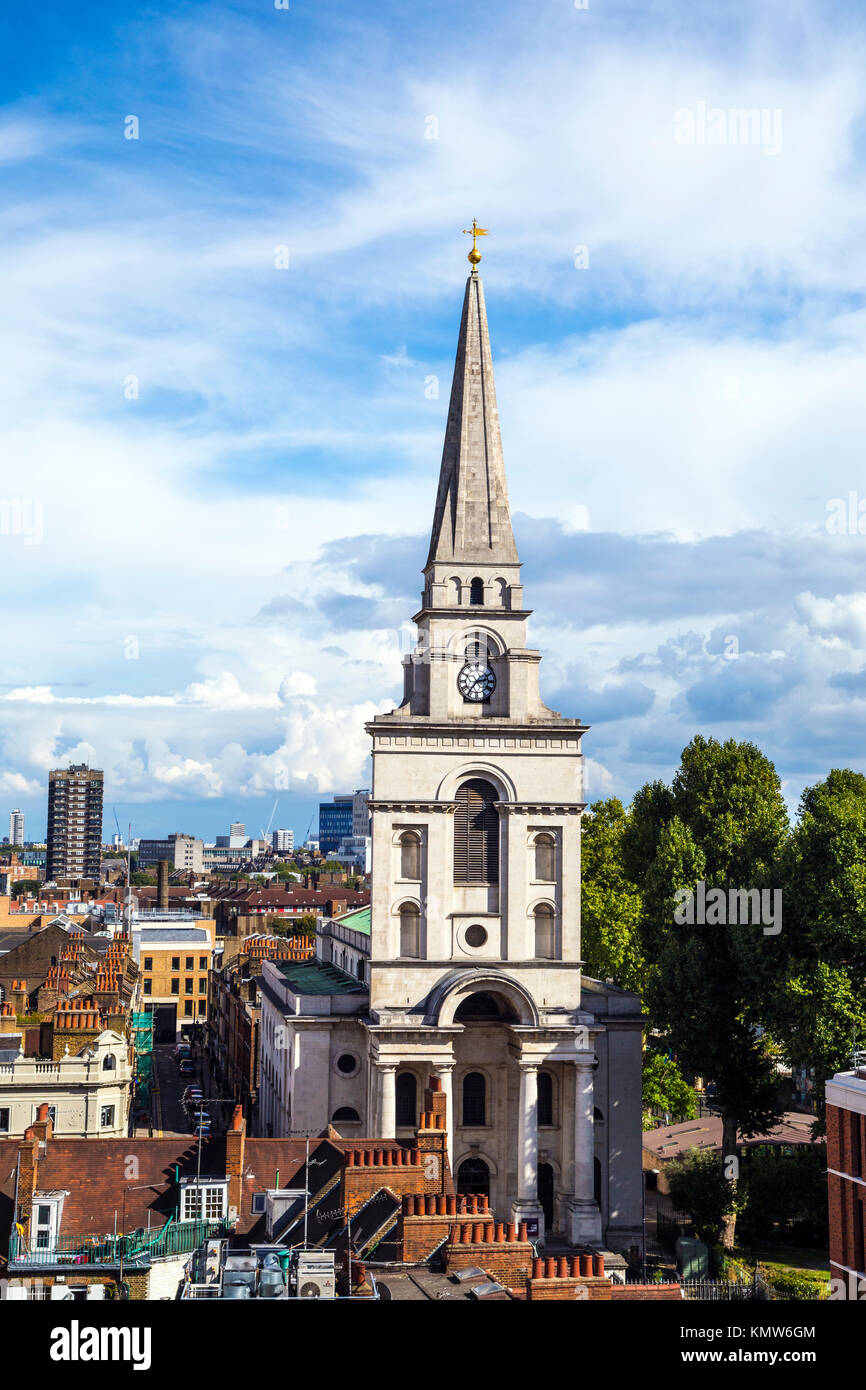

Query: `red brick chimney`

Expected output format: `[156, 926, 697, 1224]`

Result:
[225, 1104, 246, 1218]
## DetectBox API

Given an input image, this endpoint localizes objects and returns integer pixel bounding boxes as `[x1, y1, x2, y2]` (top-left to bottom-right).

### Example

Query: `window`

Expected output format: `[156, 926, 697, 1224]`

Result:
[185, 978, 193, 993]
[0, 1107, 9, 1133]
[251, 1191, 267, 1214]
[171, 979, 180, 995]
[100, 1105, 115, 1128]
[172, 956, 180, 970]
[534, 833, 555, 882]
[197, 1000, 206, 1014]
[396, 1073, 417, 1127]
[469, 577, 484, 605]
[199, 956, 207, 970]
[332, 1106, 361, 1123]
[184, 1001, 193, 1016]
[454, 779, 499, 884]
[400, 832, 421, 880]
[143, 979, 152, 995]
[534, 904, 556, 959]
[465, 923, 487, 948]
[356, 958, 365, 981]
[181, 1182, 227, 1222]
[337, 1053, 359, 1076]
[399, 904, 421, 958]
[198, 978, 206, 993]
[538, 1071, 554, 1126]
[102, 1053, 116, 1071]
[185, 956, 194, 970]
[462, 1072, 486, 1126]
[143, 957, 153, 971]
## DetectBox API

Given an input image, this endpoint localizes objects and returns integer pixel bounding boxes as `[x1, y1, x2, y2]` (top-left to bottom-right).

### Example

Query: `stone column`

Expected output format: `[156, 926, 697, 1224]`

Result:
[377, 1064, 397, 1138]
[435, 1064, 455, 1174]
[511, 1062, 545, 1242]
[565, 1059, 602, 1244]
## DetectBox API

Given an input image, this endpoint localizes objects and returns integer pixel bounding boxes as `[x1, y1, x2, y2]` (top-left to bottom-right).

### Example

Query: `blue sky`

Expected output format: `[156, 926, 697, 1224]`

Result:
[2, 0, 866, 844]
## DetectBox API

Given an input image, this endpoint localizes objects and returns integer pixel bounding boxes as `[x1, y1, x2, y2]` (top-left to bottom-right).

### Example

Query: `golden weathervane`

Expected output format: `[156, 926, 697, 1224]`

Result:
[463, 218, 489, 268]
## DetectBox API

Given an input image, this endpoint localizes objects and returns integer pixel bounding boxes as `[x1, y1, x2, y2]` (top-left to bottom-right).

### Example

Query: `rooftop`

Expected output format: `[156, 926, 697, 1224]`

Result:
[136, 926, 211, 943]
[273, 958, 365, 996]
[333, 905, 371, 936]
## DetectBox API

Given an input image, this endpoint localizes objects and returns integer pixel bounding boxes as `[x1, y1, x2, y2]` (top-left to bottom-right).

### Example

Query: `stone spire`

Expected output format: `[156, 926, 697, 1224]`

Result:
[426, 271, 519, 568]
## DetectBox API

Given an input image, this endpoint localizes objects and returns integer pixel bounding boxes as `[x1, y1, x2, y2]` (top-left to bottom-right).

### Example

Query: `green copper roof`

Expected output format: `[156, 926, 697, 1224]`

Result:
[336, 904, 371, 935]
[274, 959, 365, 996]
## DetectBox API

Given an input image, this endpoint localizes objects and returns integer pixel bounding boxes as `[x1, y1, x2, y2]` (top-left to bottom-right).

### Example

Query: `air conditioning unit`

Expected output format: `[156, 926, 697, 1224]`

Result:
[294, 1251, 336, 1300]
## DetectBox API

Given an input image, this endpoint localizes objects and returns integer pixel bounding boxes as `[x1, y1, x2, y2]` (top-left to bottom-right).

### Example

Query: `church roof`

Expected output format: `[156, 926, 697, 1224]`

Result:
[426, 271, 518, 568]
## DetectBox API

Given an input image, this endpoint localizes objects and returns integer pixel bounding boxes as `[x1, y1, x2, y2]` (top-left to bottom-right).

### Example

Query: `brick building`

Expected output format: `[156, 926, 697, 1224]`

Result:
[826, 1066, 866, 1295]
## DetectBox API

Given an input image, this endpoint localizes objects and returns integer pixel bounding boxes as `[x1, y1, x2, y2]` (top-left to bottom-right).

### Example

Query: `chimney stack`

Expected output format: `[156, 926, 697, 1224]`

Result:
[157, 859, 170, 911]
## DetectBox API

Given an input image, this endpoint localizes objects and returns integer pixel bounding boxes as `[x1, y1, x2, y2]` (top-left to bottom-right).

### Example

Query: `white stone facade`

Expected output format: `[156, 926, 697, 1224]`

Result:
[256, 264, 643, 1254]
[0, 1030, 132, 1138]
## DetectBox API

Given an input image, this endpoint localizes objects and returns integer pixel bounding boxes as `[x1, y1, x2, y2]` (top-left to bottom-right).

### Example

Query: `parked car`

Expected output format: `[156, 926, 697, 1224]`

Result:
[178, 1059, 195, 1076]
[174, 1044, 192, 1060]
[182, 1087, 203, 1102]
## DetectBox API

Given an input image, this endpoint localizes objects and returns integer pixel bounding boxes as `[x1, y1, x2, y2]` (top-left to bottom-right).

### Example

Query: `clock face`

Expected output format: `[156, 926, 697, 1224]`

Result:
[458, 661, 496, 702]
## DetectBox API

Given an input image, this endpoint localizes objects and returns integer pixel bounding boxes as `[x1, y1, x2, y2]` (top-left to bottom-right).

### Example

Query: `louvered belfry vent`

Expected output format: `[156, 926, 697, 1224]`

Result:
[454, 778, 499, 884]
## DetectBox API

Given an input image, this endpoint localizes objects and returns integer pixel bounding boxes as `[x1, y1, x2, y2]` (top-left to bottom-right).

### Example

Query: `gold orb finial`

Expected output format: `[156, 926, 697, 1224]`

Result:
[462, 218, 489, 270]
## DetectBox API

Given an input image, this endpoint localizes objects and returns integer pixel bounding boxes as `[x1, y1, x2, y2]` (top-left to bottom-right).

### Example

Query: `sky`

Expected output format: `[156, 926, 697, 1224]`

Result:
[1, 0, 866, 844]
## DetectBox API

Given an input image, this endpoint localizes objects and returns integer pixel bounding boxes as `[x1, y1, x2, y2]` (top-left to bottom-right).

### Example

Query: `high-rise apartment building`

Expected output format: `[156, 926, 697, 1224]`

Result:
[8, 809, 24, 847]
[45, 764, 104, 881]
[272, 828, 294, 853]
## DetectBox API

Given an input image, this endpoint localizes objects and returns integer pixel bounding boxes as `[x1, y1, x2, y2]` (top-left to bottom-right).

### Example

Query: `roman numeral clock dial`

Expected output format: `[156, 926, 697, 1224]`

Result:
[457, 661, 496, 702]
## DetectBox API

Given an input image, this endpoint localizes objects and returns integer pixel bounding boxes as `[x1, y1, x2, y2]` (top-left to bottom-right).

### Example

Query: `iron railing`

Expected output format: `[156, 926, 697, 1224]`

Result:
[8, 1218, 228, 1268]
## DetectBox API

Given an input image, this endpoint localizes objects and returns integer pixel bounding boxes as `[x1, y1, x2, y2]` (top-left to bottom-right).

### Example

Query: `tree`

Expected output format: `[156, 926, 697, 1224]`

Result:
[763, 771, 866, 1102]
[130, 871, 156, 887]
[639, 738, 790, 1246]
[580, 799, 646, 993]
[642, 1048, 697, 1128]
[666, 1148, 739, 1247]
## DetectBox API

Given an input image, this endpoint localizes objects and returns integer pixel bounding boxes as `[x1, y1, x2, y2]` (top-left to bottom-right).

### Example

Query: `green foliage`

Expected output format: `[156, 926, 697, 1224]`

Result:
[130, 871, 156, 887]
[759, 1265, 829, 1300]
[11, 880, 40, 896]
[642, 1049, 697, 1125]
[580, 799, 646, 993]
[763, 771, 866, 1097]
[739, 1147, 828, 1247]
[666, 1148, 738, 1246]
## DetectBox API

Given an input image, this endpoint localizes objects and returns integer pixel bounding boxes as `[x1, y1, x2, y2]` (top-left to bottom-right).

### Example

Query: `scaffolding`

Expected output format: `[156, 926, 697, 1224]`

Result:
[131, 1009, 154, 1105]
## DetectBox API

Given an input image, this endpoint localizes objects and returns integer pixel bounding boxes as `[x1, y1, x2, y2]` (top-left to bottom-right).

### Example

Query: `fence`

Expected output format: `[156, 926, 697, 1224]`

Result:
[8, 1218, 228, 1268]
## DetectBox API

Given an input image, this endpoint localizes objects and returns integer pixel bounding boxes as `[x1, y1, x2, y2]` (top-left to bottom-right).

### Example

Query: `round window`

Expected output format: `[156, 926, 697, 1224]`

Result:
[337, 1053, 358, 1075]
[465, 923, 488, 948]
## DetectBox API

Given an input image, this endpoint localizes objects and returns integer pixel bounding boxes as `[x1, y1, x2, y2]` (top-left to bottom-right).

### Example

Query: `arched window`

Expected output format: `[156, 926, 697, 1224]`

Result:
[538, 1071, 554, 1126]
[454, 779, 499, 884]
[469, 577, 484, 605]
[332, 1107, 360, 1123]
[462, 1072, 486, 1126]
[534, 833, 555, 881]
[400, 832, 421, 880]
[450, 577, 462, 604]
[399, 904, 421, 958]
[495, 577, 508, 606]
[102, 1053, 116, 1072]
[534, 904, 556, 959]
[395, 1072, 417, 1126]
[457, 1156, 489, 1197]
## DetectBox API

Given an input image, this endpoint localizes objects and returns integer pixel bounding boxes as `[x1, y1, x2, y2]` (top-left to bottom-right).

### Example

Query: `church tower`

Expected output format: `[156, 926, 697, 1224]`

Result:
[362, 234, 642, 1251]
